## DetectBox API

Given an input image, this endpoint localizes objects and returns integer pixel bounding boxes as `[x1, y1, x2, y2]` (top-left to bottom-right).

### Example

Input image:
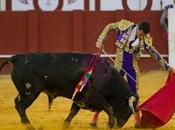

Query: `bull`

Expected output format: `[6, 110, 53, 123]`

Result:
[0, 52, 138, 129]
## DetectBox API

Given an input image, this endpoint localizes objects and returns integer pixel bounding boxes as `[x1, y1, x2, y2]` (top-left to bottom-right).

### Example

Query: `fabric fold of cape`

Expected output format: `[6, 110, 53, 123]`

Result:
[138, 72, 175, 128]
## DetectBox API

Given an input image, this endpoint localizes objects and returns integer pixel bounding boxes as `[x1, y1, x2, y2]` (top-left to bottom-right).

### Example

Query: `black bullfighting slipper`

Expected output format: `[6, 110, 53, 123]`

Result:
[89, 123, 97, 128]
[135, 123, 143, 129]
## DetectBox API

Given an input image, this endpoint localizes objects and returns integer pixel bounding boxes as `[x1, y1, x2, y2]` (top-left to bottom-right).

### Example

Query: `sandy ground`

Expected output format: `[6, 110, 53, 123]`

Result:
[0, 70, 175, 130]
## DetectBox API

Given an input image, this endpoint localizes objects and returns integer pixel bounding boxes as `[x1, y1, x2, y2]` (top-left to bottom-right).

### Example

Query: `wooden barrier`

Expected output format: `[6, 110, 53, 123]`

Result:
[0, 10, 168, 73]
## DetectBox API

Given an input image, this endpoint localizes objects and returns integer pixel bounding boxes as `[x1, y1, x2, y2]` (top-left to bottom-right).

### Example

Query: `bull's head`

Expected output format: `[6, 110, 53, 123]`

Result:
[108, 95, 138, 127]
[92, 61, 139, 127]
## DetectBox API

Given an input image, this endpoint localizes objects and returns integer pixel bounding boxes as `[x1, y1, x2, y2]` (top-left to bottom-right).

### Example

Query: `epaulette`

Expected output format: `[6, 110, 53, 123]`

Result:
[144, 34, 152, 46]
[117, 19, 134, 31]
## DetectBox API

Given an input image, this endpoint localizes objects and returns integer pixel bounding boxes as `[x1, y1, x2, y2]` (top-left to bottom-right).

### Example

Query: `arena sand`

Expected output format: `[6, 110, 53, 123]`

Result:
[0, 71, 175, 130]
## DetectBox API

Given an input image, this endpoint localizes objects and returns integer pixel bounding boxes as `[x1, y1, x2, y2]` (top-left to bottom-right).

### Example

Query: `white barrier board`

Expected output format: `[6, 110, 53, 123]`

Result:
[168, 9, 175, 68]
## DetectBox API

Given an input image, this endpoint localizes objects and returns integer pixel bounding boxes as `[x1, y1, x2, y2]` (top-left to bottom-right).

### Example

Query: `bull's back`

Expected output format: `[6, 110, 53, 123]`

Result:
[11, 52, 92, 72]
[27, 52, 92, 76]
[10, 52, 93, 97]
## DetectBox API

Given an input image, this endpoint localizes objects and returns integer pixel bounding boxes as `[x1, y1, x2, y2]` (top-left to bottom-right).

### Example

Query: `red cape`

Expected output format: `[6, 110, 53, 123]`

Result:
[138, 72, 175, 128]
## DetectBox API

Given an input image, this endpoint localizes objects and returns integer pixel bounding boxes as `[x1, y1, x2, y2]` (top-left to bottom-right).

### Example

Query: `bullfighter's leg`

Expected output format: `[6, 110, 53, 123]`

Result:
[63, 102, 80, 128]
[89, 111, 100, 128]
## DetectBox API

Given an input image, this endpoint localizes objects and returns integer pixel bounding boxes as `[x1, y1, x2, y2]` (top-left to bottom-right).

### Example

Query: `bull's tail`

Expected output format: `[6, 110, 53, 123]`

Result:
[0, 55, 17, 72]
[0, 59, 10, 72]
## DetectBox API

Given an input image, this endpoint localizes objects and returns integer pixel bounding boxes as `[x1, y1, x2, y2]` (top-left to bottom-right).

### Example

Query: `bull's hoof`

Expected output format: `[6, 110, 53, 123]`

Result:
[115, 123, 121, 128]
[62, 121, 70, 129]
[25, 124, 36, 130]
[107, 120, 115, 129]
[107, 124, 113, 129]
[89, 123, 97, 128]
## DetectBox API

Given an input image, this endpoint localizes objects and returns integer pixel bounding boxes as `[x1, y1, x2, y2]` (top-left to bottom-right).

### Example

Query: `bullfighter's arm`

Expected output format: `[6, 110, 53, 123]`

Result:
[96, 19, 133, 50]
[147, 45, 170, 71]
[143, 42, 171, 71]
[96, 22, 119, 48]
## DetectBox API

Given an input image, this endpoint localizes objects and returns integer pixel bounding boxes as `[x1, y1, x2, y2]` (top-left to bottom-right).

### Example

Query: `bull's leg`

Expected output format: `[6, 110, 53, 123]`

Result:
[14, 94, 30, 124]
[13, 81, 42, 130]
[93, 96, 115, 129]
[15, 92, 41, 124]
[103, 105, 115, 129]
[14, 94, 40, 130]
[63, 103, 80, 128]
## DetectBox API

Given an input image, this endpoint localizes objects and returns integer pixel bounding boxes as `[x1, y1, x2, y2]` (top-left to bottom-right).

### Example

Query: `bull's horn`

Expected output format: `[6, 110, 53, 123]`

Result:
[128, 96, 136, 114]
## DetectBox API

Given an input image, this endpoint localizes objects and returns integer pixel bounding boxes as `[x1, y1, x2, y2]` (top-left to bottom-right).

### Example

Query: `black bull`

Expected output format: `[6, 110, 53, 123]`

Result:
[0, 52, 138, 128]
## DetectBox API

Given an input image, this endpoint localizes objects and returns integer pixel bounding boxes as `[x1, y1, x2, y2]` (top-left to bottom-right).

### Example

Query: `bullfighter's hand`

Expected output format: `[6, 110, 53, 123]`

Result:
[169, 66, 175, 74]
[96, 42, 104, 50]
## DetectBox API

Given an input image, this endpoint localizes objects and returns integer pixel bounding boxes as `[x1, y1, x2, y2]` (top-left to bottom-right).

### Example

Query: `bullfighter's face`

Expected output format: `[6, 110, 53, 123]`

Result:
[136, 29, 146, 39]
